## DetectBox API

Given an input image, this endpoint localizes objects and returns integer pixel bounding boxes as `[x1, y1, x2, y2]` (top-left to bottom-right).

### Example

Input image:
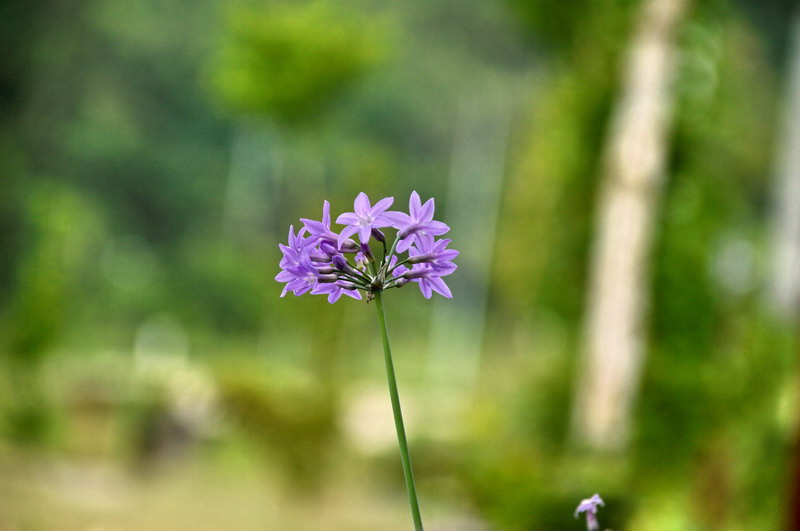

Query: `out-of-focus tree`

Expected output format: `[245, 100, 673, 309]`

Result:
[572, 0, 691, 452]
[769, 8, 800, 529]
[769, 13, 800, 321]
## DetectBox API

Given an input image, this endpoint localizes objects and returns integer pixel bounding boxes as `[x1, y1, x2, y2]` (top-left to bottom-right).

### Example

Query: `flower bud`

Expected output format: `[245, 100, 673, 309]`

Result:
[317, 274, 338, 283]
[307, 250, 328, 262]
[339, 239, 359, 253]
[315, 266, 336, 274]
[331, 254, 347, 270]
[371, 228, 386, 243]
[360, 243, 374, 263]
[402, 268, 432, 280]
[320, 240, 338, 256]
[408, 253, 435, 264]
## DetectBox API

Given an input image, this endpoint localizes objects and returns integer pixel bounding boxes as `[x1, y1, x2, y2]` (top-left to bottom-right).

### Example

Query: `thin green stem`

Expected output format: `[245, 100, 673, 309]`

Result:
[336, 271, 370, 288]
[374, 290, 423, 530]
[385, 234, 401, 265]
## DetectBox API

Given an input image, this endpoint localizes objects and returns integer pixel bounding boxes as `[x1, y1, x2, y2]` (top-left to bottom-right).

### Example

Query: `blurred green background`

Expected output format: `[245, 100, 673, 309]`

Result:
[1, 0, 799, 529]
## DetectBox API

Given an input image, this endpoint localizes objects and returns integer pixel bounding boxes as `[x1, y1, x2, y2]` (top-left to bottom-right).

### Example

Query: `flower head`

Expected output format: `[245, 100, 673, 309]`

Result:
[574, 494, 605, 531]
[276, 192, 456, 303]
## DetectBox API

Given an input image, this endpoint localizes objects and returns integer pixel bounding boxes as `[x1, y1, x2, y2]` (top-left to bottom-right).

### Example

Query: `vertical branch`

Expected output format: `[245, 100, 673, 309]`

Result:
[571, 0, 691, 451]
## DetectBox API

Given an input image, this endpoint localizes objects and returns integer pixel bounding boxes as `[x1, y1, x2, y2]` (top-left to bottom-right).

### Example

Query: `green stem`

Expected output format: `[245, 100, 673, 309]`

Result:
[374, 290, 423, 530]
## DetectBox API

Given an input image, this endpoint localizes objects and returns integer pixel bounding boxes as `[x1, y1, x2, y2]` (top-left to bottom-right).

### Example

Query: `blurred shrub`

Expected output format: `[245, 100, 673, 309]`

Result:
[172, 238, 272, 333]
[447, 346, 629, 530]
[1, 181, 105, 444]
[5, 182, 105, 363]
[216, 363, 339, 491]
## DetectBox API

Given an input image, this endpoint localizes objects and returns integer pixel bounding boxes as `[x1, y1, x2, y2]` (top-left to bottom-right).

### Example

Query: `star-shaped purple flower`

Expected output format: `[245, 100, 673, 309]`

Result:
[275, 225, 311, 296]
[302, 200, 357, 254]
[394, 262, 454, 299]
[408, 234, 458, 274]
[384, 191, 449, 252]
[335, 192, 396, 248]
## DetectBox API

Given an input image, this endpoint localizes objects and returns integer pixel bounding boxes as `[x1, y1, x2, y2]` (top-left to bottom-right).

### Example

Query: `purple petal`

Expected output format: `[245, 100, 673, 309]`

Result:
[433, 238, 452, 250]
[322, 200, 330, 227]
[396, 237, 413, 253]
[429, 276, 453, 298]
[439, 249, 460, 261]
[327, 290, 342, 303]
[434, 262, 457, 276]
[336, 212, 360, 225]
[414, 232, 435, 252]
[419, 197, 434, 221]
[337, 225, 359, 249]
[343, 288, 362, 300]
[382, 211, 410, 227]
[358, 225, 372, 244]
[354, 192, 371, 217]
[301, 218, 325, 235]
[372, 214, 397, 229]
[370, 196, 394, 216]
[409, 191, 422, 218]
[419, 280, 432, 299]
[425, 220, 449, 235]
[275, 270, 295, 282]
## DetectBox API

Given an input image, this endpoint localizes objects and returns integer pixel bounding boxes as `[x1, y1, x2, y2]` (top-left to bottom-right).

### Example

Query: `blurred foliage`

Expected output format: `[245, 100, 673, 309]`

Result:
[209, 1, 386, 124]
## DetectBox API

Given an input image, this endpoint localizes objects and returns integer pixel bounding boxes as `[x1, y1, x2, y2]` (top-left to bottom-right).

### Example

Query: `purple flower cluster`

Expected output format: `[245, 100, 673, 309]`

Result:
[277, 192, 458, 303]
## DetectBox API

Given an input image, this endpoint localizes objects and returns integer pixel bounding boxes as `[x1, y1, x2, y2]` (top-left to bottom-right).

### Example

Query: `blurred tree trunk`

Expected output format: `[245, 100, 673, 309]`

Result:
[769, 13, 800, 321]
[775, 11, 800, 531]
[571, 0, 692, 451]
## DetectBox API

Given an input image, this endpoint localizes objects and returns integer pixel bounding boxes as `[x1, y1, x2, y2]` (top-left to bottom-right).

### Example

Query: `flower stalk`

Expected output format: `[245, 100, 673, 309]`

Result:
[374, 290, 423, 530]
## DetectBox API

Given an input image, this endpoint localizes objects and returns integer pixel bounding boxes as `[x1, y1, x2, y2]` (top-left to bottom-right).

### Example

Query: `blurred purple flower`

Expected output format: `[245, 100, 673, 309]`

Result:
[574, 494, 605, 531]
